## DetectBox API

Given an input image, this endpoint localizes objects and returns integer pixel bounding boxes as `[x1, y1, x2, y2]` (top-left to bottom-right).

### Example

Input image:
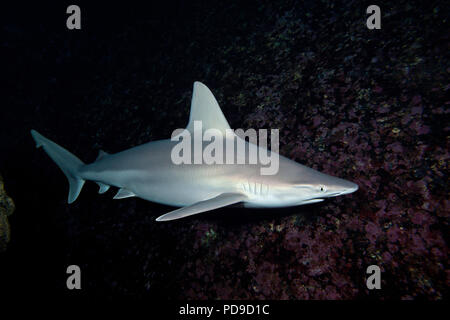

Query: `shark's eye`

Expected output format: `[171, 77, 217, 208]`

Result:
[320, 186, 326, 192]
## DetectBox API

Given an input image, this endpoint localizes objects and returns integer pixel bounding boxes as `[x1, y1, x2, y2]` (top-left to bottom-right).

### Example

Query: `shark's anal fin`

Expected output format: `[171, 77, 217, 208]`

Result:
[113, 188, 136, 199]
[97, 182, 110, 194]
[155, 193, 247, 222]
[95, 151, 111, 194]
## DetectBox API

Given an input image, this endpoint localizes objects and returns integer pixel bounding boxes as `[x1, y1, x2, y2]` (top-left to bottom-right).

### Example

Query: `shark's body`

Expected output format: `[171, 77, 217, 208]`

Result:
[31, 82, 358, 221]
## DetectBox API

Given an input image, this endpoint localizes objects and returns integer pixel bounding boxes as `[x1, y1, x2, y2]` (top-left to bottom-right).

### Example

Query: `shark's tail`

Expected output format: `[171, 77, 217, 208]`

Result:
[31, 129, 85, 203]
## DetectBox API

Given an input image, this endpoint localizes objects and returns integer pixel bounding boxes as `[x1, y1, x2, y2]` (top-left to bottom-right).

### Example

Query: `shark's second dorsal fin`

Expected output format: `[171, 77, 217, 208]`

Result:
[185, 82, 231, 134]
[96, 150, 109, 161]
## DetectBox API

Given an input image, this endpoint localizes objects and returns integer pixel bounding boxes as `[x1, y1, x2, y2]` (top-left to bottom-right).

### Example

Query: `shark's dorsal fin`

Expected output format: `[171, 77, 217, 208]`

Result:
[185, 82, 231, 134]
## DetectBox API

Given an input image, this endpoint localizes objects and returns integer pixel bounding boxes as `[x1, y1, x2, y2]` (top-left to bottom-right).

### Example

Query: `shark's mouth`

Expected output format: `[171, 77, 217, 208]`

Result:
[301, 191, 347, 202]
[300, 198, 325, 204]
[325, 192, 341, 197]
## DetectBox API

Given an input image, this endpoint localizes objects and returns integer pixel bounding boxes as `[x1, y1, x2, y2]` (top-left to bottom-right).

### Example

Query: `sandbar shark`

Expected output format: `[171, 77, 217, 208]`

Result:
[31, 82, 358, 221]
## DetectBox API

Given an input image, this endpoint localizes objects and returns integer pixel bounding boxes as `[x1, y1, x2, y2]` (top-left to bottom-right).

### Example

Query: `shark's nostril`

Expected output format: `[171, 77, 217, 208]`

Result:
[342, 183, 358, 195]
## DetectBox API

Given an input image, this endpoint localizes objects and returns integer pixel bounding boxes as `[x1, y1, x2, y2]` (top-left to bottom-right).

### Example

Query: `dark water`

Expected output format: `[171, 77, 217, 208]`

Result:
[0, 0, 448, 300]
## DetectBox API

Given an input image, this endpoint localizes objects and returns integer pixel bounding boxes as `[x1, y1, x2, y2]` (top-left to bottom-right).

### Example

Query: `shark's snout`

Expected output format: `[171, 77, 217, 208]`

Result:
[338, 182, 359, 195]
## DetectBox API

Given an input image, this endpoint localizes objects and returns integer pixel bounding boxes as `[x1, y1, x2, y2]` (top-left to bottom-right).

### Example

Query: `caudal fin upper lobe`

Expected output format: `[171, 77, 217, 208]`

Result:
[31, 129, 85, 203]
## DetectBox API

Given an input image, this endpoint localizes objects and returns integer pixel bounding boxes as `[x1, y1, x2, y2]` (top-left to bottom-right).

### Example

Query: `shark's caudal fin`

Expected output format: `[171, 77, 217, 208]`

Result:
[31, 130, 85, 204]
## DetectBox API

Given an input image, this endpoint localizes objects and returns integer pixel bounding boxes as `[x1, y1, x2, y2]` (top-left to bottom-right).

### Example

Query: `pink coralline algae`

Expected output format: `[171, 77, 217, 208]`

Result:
[169, 0, 448, 300]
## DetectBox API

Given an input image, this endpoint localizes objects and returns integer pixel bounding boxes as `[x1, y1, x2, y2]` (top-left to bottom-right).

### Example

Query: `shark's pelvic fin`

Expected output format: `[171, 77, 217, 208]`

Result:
[97, 182, 110, 194]
[30, 129, 85, 204]
[113, 188, 136, 199]
[155, 192, 247, 222]
[185, 81, 232, 134]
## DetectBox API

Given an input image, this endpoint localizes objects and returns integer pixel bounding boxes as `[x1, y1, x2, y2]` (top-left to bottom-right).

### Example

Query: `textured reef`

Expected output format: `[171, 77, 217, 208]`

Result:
[0, 174, 15, 252]
[147, 1, 448, 299]
[2, 0, 448, 299]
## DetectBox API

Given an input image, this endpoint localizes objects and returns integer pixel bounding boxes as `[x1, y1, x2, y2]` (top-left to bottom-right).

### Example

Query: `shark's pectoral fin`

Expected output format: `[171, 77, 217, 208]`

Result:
[97, 182, 110, 194]
[113, 188, 136, 199]
[155, 193, 247, 222]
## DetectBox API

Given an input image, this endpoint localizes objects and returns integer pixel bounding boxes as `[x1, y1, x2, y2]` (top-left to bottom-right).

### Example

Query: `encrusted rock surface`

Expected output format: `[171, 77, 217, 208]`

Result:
[0, 174, 15, 252]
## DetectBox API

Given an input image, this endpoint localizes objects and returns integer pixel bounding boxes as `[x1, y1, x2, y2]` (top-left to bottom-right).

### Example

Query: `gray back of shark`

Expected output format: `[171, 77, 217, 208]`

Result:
[31, 81, 358, 221]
